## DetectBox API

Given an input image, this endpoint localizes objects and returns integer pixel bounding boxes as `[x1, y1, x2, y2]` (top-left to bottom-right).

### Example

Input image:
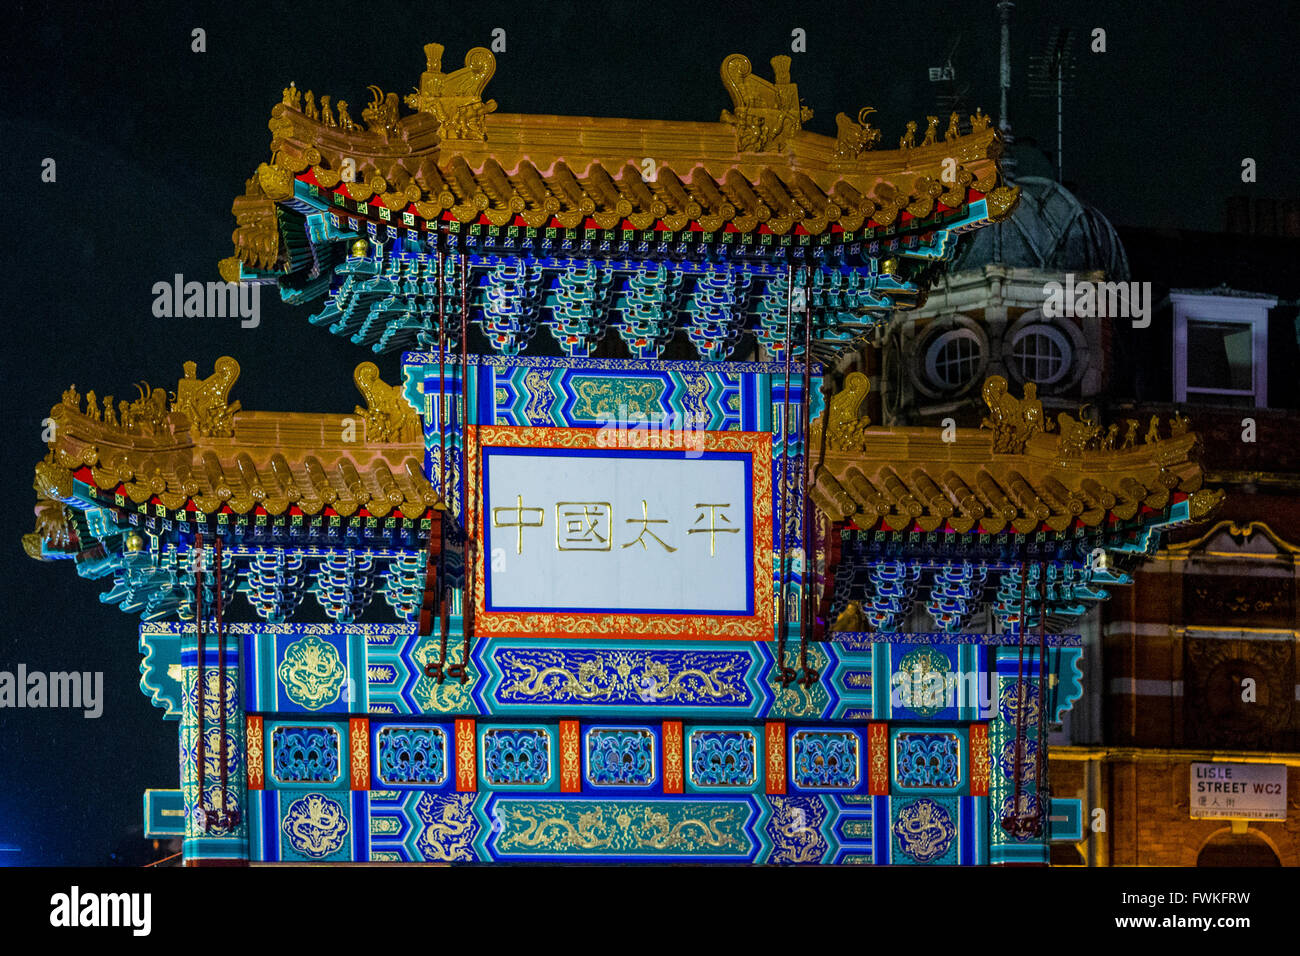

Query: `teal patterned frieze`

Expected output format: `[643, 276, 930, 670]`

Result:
[585, 727, 656, 788]
[478, 640, 765, 717]
[688, 729, 759, 790]
[482, 796, 760, 861]
[892, 730, 964, 792]
[270, 725, 343, 786]
[481, 727, 555, 788]
[791, 730, 861, 791]
[407, 355, 788, 433]
[376, 725, 448, 787]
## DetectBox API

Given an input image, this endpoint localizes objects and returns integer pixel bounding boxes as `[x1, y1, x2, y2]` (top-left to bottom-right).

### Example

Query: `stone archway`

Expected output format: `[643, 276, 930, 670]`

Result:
[1195, 828, 1281, 867]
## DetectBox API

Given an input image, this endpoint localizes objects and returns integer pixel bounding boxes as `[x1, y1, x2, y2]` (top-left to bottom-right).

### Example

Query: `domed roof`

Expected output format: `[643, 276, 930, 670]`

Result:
[954, 175, 1130, 280]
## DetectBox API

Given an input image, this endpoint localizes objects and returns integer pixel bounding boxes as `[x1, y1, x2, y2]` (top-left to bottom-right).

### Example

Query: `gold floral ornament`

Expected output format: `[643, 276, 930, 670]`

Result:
[810, 371, 870, 453]
[720, 54, 812, 153]
[354, 361, 419, 443]
[277, 634, 347, 711]
[404, 43, 498, 141]
[172, 357, 241, 439]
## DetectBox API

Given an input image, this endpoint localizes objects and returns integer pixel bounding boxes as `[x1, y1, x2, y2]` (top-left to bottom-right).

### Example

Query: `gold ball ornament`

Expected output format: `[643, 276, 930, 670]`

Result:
[124, 532, 146, 552]
[350, 238, 369, 258]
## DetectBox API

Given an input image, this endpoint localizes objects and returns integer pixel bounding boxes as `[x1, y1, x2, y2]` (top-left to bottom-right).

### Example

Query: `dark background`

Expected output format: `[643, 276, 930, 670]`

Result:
[0, 0, 1294, 864]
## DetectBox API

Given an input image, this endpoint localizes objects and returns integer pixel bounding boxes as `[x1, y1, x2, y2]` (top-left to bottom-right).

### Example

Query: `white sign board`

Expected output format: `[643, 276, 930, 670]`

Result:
[468, 426, 774, 640]
[1190, 762, 1287, 821]
[484, 448, 753, 614]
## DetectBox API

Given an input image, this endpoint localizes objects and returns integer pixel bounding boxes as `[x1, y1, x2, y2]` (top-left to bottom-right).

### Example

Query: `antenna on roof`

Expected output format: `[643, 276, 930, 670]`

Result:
[997, 1, 1014, 138]
[929, 38, 973, 117]
[1028, 26, 1077, 184]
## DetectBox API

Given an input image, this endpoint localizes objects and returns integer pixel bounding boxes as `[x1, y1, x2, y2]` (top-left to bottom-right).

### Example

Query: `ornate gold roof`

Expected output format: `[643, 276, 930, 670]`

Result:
[222, 45, 1016, 280]
[34, 358, 437, 524]
[809, 373, 1222, 535]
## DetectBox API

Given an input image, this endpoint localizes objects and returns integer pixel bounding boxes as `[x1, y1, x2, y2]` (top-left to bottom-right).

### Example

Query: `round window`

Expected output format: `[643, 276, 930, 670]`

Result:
[1009, 324, 1072, 386]
[924, 328, 984, 391]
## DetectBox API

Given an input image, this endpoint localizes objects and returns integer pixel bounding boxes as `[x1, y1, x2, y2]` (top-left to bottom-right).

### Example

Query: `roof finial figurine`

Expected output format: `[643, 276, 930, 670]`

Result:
[336, 99, 353, 130]
[303, 90, 318, 122]
[945, 111, 961, 142]
[1122, 419, 1140, 449]
[1146, 415, 1161, 445]
[363, 86, 402, 137]
[282, 81, 300, 111]
[719, 53, 812, 153]
[922, 115, 939, 146]
[404, 43, 498, 140]
[981, 375, 1047, 453]
[833, 106, 883, 160]
[899, 120, 917, 149]
[320, 94, 335, 127]
[970, 108, 990, 130]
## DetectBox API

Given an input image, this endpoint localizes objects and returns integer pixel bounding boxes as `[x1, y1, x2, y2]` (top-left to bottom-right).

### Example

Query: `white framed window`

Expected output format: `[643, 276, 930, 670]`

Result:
[1172, 292, 1274, 408]
[924, 328, 984, 391]
[1008, 324, 1072, 386]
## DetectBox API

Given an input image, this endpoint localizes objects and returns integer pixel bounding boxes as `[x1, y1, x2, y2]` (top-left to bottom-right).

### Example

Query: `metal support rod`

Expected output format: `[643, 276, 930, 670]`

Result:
[1035, 561, 1051, 837]
[1004, 562, 1030, 835]
[433, 232, 451, 682]
[194, 533, 207, 833]
[774, 263, 797, 687]
[452, 246, 472, 683]
[798, 267, 819, 686]
[216, 535, 228, 825]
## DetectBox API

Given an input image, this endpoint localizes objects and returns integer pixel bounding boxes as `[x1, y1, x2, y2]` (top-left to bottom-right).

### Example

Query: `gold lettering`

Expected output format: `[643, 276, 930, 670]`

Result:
[492, 494, 544, 554]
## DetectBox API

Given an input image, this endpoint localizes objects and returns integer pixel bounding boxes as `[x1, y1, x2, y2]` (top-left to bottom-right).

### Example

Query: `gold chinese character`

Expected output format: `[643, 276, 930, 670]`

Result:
[621, 499, 677, 552]
[492, 494, 544, 554]
[556, 502, 612, 551]
[687, 502, 740, 555]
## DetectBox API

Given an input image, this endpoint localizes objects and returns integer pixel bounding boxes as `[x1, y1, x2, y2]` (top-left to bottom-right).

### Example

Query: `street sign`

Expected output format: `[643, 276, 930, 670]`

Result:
[1190, 762, 1287, 821]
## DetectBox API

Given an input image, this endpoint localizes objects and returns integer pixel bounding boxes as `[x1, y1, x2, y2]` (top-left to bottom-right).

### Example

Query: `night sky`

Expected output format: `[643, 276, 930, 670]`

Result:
[1, 0, 1295, 865]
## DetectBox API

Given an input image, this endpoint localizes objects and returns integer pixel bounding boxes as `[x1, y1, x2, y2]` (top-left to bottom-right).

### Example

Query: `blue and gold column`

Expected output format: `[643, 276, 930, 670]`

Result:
[179, 627, 248, 864]
[988, 646, 1048, 865]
